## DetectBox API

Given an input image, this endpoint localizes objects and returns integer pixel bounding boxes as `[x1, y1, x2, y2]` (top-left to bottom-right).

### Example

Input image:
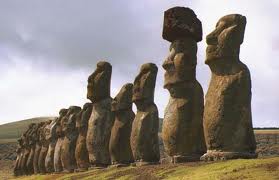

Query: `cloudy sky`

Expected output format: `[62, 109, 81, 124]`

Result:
[0, 0, 278, 127]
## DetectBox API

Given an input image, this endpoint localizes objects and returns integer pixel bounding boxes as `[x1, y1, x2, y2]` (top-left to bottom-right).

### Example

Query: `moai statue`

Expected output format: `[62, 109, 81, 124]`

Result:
[14, 138, 23, 176]
[45, 118, 58, 173]
[161, 7, 206, 163]
[86, 61, 114, 167]
[20, 124, 36, 175]
[75, 103, 93, 172]
[38, 120, 51, 174]
[26, 123, 38, 175]
[61, 106, 81, 173]
[19, 133, 28, 175]
[54, 109, 68, 173]
[33, 122, 45, 174]
[130, 63, 160, 166]
[201, 14, 257, 161]
[109, 83, 135, 166]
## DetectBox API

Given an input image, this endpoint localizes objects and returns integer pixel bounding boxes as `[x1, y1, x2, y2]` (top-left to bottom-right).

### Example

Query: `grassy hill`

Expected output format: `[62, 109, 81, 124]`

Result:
[0, 118, 278, 179]
[0, 117, 56, 144]
[10, 157, 279, 180]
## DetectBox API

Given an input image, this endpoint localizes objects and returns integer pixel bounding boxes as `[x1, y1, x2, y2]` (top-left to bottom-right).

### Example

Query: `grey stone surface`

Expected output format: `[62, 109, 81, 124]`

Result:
[202, 14, 257, 161]
[86, 61, 114, 167]
[161, 7, 206, 163]
[130, 63, 160, 165]
[109, 83, 135, 165]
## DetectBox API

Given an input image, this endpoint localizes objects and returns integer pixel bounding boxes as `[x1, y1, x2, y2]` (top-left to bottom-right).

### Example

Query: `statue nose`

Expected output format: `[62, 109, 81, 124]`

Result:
[206, 31, 218, 45]
[162, 59, 174, 70]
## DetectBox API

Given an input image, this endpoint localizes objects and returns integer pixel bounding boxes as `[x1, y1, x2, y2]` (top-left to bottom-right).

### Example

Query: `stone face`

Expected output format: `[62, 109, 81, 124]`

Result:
[87, 61, 112, 103]
[162, 6, 202, 42]
[45, 118, 58, 173]
[86, 61, 114, 167]
[54, 109, 68, 173]
[161, 7, 206, 163]
[202, 14, 257, 161]
[61, 106, 81, 173]
[130, 63, 160, 165]
[109, 83, 135, 165]
[75, 103, 92, 172]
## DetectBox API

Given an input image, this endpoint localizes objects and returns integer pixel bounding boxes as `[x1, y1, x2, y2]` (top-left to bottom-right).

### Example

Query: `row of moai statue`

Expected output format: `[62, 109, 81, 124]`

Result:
[14, 6, 257, 176]
[14, 61, 160, 176]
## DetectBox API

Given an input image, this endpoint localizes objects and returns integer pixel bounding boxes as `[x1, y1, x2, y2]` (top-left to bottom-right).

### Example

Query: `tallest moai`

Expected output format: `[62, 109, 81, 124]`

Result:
[161, 7, 206, 163]
[201, 14, 257, 160]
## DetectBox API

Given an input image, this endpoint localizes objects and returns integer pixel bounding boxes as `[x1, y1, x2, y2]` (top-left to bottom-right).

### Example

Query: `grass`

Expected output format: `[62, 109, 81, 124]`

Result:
[0, 117, 55, 142]
[1, 118, 278, 179]
[156, 157, 279, 180]
[10, 157, 279, 180]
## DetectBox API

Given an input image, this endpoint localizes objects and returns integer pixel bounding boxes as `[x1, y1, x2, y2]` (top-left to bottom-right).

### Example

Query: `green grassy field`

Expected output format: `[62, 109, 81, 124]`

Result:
[0, 117, 55, 143]
[0, 118, 278, 179]
[9, 157, 279, 180]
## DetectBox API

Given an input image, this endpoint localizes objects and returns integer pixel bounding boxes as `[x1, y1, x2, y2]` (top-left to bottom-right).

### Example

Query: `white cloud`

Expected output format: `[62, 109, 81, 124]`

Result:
[0, 57, 88, 124]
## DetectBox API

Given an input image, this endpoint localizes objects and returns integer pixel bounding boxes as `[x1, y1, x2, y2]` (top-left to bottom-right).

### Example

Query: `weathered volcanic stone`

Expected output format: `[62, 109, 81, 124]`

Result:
[201, 14, 257, 161]
[38, 120, 51, 174]
[86, 61, 114, 167]
[20, 123, 36, 175]
[54, 109, 68, 173]
[45, 118, 58, 173]
[14, 139, 23, 176]
[75, 103, 92, 172]
[162, 6, 202, 43]
[161, 7, 206, 163]
[19, 135, 27, 175]
[87, 61, 112, 103]
[33, 122, 46, 174]
[26, 123, 39, 175]
[61, 106, 81, 173]
[130, 63, 160, 166]
[109, 83, 135, 166]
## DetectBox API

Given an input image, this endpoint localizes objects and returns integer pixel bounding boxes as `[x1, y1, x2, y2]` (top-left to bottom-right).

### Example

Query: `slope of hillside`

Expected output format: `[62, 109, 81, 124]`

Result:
[12, 157, 279, 180]
[0, 117, 56, 143]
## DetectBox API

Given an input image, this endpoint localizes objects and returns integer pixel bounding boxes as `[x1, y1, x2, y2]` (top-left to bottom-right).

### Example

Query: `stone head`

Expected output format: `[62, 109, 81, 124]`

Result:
[22, 124, 33, 146]
[33, 122, 44, 142]
[28, 123, 36, 130]
[30, 123, 39, 143]
[45, 118, 58, 142]
[162, 38, 197, 89]
[205, 14, 246, 65]
[62, 106, 81, 133]
[59, 108, 68, 117]
[27, 123, 37, 146]
[87, 61, 112, 103]
[39, 121, 51, 142]
[133, 63, 158, 106]
[76, 103, 92, 131]
[112, 83, 133, 112]
[162, 6, 202, 42]
[56, 109, 68, 137]
[17, 138, 23, 147]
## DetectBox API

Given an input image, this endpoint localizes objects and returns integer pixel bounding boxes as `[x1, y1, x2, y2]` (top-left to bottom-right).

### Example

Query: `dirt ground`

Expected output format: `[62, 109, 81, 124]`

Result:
[0, 160, 14, 180]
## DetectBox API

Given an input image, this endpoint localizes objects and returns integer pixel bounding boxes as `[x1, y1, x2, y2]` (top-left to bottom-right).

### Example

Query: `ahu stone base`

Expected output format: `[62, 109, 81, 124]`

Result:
[200, 150, 258, 161]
